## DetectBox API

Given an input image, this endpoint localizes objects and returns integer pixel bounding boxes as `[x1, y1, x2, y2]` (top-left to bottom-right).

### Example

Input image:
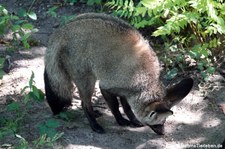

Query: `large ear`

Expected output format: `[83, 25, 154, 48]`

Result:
[165, 78, 193, 108]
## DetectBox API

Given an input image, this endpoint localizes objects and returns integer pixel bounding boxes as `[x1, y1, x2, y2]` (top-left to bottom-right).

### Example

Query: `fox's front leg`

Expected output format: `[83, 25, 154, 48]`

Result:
[119, 97, 143, 127]
[81, 101, 105, 133]
[100, 88, 131, 126]
[76, 76, 105, 133]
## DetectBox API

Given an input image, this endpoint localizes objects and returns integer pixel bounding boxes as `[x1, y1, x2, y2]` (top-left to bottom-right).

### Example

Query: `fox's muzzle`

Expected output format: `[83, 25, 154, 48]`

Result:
[148, 124, 164, 135]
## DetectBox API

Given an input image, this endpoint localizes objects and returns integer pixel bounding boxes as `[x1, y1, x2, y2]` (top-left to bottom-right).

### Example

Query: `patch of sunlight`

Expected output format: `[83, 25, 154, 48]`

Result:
[165, 137, 205, 149]
[127, 125, 151, 133]
[202, 117, 222, 128]
[167, 109, 203, 124]
[136, 138, 165, 149]
[65, 144, 102, 149]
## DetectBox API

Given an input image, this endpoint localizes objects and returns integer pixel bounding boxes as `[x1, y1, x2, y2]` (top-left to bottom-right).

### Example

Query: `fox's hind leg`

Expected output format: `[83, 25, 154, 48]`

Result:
[100, 88, 131, 126]
[74, 75, 105, 133]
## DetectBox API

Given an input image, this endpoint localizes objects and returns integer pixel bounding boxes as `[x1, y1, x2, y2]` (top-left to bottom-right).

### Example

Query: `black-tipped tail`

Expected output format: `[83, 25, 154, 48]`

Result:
[44, 69, 72, 115]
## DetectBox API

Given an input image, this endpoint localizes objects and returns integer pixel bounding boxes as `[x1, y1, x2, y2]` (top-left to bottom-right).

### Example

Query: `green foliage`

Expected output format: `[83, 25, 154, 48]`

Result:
[21, 71, 45, 103]
[63, 0, 103, 5]
[60, 14, 77, 26]
[0, 5, 37, 79]
[0, 72, 62, 148]
[32, 133, 64, 149]
[0, 57, 5, 79]
[86, 0, 102, 6]
[13, 132, 63, 149]
[0, 5, 37, 49]
[57, 111, 77, 122]
[107, 0, 225, 81]
[106, 0, 135, 18]
[47, 6, 77, 25]
[37, 119, 62, 138]
[47, 6, 58, 18]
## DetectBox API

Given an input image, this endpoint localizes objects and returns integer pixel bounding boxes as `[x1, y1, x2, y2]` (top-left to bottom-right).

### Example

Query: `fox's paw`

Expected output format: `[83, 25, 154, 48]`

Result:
[131, 120, 144, 127]
[117, 118, 131, 126]
[91, 123, 105, 134]
[94, 110, 103, 118]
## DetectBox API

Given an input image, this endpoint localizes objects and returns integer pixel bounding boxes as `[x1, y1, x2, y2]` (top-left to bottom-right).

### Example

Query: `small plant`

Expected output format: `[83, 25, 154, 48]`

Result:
[32, 133, 64, 149]
[86, 0, 102, 6]
[60, 14, 77, 26]
[0, 5, 38, 49]
[37, 119, 63, 139]
[21, 71, 44, 104]
[0, 57, 5, 79]
[0, 72, 44, 139]
[0, 72, 62, 148]
[0, 5, 38, 79]
[47, 6, 58, 18]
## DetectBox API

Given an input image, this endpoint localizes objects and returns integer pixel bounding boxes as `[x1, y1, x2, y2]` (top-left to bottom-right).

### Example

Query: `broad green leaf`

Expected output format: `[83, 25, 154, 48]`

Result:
[1, 144, 12, 148]
[163, 9, 170, 18]
[0, 57, 4, 66]
[18, 8, 27, 17]
[22, 23, 33, 30]
[24, 94, 31, 104]
[37, 124, 47, 133]
[0, 5, 8, 15]
[129, 0, 134, 8]
[47, 6, 58, 18]
[7, 102, 20, 111]
[32, 85, 45, 101]
[135, 7, 147, 16]
[87, 0, 94, 5]
[15, 20, 25, 25]
[58, 111, 75, 121]
[0, 23, 7, 34]
[166, 68, 178, 80]
[197, 62, 204, 71]
[38, 124, 55, 137]
[207, 66, 215, 74]
[22, 40, 30, 49]
[45, 119, 60, 128]
[12, 25, 21, 32]
[27, 12, 37, 20]
[0, 69, 5, 79]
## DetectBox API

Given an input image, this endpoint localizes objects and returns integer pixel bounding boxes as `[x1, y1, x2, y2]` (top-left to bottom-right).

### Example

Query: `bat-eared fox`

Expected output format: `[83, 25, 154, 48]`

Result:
[44, 13, 193, 134]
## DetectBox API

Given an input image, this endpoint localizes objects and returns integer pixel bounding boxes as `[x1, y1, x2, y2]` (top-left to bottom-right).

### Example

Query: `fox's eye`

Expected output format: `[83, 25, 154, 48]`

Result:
[149, 111, 156, 117]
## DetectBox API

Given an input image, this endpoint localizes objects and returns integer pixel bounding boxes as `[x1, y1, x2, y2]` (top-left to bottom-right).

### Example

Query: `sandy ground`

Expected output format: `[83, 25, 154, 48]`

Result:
[0, 0, 225, 148]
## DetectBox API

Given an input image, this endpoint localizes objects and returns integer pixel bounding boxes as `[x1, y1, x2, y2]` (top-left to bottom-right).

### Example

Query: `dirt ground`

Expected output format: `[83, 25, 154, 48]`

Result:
[0, 1, 225, 149]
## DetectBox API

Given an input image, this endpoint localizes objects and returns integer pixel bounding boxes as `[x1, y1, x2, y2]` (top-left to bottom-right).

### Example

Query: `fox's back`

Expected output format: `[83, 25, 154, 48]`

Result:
[46, 13, 160, 89]
[48, 13, 141, 53]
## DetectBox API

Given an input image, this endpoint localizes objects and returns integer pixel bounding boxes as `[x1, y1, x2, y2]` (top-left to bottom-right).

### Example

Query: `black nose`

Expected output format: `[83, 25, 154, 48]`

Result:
[148, 124, 164, 135]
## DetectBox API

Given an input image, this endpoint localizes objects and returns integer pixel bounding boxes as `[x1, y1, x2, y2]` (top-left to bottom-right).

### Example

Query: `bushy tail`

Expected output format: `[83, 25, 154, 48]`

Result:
[44, 67, 73, 115]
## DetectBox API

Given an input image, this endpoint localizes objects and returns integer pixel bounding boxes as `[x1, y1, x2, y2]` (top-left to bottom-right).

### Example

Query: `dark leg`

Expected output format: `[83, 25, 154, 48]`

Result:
[75, 76, 104, 134]
[120, 97, 143, 127]
[44, 69, 72, 115]
[100, 88, 131, 126]
[81, 101, 105, 133]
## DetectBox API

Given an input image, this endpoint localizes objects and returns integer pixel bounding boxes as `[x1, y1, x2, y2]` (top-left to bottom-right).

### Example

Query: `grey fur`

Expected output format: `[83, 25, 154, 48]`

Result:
[44, 13, 193, 133]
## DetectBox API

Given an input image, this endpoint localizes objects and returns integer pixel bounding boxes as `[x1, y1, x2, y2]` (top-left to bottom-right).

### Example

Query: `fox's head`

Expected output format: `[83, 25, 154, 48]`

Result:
[138, 78, 193, 135]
